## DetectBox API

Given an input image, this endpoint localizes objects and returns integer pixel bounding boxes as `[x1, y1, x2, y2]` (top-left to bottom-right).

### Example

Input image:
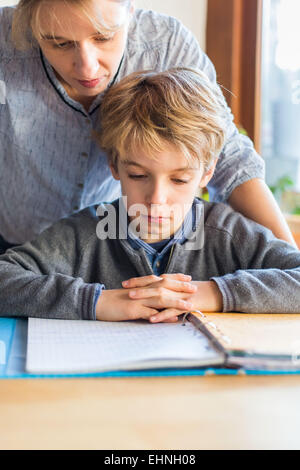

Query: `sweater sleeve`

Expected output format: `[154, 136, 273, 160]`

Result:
[211, 215, 300, 313]
[165, 19, 265, 202]
[0, 211, 104, 320]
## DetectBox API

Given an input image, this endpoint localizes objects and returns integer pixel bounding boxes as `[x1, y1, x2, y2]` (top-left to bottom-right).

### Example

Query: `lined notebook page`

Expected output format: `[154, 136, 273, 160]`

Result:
[26, 318, 223, 374]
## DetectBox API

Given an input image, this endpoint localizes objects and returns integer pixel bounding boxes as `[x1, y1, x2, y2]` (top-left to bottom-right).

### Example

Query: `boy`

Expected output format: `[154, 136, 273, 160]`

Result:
[0, 68, 299, 322]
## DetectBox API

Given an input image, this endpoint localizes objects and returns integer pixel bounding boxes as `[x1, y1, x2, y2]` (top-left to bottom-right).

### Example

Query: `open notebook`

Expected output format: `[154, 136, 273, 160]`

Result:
[188, 312, 300, 370]
[26, 316, 224, 374]
[26, 312, 300, 375]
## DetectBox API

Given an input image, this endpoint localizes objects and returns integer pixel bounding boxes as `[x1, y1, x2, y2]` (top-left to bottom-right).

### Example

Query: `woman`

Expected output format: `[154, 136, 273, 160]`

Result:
[0, 0, 295, 252]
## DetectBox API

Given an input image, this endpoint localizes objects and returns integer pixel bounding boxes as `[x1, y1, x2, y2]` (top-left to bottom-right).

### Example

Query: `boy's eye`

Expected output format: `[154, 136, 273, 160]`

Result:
[172, 179, 189, 184]
[128, 174, 147, 179]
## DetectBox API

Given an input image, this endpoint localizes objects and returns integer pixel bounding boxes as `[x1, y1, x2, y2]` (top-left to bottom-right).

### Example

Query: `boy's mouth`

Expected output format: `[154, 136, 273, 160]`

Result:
[141, 215, 171, 225]
[148, 216, 164, 224]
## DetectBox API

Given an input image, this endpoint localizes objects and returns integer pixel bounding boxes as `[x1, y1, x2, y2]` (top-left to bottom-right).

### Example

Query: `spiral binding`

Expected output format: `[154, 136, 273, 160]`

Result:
[189, 310, 232, 346]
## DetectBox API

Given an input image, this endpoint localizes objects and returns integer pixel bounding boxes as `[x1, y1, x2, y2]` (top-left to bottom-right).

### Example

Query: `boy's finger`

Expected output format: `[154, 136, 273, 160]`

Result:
[143, 296, 193, 312]
[149, 309, 185, 323]
[122, 275, 162, 288]
[158, 279, 197, 293]
[131, 306, 159, 320]
[160, 273, 192, 281]
[122, 274, 192, 289]
[161, 316, 178, 323]
[128, 282, 196, 299]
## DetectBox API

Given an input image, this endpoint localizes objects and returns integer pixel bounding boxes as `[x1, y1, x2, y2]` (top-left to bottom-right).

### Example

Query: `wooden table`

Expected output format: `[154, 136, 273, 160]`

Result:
[1, 375, 300, 450]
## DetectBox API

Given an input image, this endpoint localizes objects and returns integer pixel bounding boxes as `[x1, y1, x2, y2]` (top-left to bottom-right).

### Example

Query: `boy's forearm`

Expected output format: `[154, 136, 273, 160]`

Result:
[212, 269, 300, 314]
[0, 256, 97, 320]
[228, 178, 297, 248]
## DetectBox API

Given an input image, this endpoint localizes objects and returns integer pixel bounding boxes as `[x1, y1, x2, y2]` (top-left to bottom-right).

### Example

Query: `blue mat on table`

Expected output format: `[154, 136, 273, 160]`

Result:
[1, 318, 300, 379]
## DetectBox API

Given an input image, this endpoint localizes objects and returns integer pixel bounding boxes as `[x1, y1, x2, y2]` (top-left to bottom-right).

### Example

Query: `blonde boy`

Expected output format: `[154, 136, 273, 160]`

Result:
[0, 68, 299, 321]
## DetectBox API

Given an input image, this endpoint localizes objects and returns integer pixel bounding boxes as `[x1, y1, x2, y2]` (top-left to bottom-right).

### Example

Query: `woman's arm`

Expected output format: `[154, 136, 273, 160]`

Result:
[228, 178, 297, 247]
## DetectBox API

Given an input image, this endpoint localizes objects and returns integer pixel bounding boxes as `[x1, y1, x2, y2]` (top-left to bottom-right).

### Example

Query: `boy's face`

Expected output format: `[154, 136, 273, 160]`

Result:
[37, 0, 133, 103]
[110, 143, 216, 243]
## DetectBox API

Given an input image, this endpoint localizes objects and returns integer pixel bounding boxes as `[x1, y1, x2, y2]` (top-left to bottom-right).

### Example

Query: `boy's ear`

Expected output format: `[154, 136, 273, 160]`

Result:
[198, 159, 218, 189]
[109, 162, 120, 181]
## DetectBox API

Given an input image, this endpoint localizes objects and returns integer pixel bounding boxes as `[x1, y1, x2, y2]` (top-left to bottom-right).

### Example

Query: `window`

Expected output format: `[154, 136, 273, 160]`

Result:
[261, 0, 300, 192]
[206, 0, 300, 214]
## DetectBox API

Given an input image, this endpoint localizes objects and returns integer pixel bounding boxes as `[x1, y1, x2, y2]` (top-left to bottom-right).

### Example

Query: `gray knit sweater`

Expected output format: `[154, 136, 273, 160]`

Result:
[0, 199, 299, 320]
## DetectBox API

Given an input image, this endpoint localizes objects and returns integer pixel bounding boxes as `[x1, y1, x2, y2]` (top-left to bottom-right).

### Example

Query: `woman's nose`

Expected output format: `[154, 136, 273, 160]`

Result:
[73, 43, 100, 77]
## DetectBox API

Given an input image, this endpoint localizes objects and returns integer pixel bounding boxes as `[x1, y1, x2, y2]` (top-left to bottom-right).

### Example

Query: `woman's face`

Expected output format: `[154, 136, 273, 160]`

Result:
[37, 0, 132, 103]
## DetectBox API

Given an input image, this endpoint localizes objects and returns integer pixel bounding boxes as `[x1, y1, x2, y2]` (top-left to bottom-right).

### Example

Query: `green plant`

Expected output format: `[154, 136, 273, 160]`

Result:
[201, 190, 209, 201]
[238, 127, 248, 136]
[293, 207, 300, 216]
[269, 176, 300, 215]
[269, 175, 294, 199]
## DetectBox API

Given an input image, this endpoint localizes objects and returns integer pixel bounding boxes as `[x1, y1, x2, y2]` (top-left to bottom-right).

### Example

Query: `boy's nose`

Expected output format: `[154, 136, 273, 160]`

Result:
[73, 44, 100, 78]
[146, 183, 168, 205]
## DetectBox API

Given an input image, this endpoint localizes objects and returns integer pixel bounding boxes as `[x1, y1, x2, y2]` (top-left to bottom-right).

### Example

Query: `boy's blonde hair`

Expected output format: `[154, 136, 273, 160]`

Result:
[12, 0, 131, 50]
[98, 68, 228, 171]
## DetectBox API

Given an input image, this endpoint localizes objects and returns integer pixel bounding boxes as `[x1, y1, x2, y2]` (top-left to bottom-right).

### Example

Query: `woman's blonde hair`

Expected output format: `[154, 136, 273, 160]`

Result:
[12, 0, 131, 50]
[97, 68, 228, 170]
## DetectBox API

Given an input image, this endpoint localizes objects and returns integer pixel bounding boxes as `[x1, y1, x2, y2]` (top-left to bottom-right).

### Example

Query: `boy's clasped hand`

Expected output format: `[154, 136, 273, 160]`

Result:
[96, 273, 223, 323]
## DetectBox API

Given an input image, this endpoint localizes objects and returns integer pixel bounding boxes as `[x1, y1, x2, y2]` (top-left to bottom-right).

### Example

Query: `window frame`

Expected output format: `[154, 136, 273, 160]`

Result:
[206, 0, 263, 151]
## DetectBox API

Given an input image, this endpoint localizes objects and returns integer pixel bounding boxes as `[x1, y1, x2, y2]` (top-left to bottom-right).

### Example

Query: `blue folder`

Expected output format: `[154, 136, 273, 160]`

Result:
[1, 317, 300, 379]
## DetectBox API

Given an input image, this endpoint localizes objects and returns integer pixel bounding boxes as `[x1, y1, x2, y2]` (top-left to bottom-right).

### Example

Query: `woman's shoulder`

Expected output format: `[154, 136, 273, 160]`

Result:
[124, 8, 204, 73]
[0, 7, 13, 47]
[128, 8, 190, 52]
[0, 7, 16, 57]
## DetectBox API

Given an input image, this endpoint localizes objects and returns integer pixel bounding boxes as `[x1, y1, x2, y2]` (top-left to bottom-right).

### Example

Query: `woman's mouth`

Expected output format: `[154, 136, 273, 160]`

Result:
[77, 78, 105, 89]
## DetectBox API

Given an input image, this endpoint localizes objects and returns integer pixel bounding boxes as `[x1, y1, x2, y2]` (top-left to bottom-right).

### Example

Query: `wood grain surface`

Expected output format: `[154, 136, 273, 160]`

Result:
[1, 375, 300, 450]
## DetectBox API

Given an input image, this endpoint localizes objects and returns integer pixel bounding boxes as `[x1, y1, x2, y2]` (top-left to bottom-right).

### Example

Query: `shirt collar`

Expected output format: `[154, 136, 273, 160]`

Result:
[40, 50, 124, 116]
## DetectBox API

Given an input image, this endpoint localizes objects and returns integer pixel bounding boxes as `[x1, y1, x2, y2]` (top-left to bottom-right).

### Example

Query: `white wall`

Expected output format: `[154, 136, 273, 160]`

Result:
[0, 1, 16, 6]
[0, 0, 207, 50]
[135, 0, 207, 51]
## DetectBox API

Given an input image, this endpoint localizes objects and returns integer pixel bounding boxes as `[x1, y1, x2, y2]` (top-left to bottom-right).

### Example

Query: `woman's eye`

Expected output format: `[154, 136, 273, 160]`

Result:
[54, 42, 72, 49]
[95, 36, 112, 43]
[94, 33, 115, 43]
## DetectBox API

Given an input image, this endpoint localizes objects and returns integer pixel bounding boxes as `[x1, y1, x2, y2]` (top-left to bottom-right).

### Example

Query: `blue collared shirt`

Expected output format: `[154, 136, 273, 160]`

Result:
[94, 198, 200, 319]
[0, 7, 264, 244]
